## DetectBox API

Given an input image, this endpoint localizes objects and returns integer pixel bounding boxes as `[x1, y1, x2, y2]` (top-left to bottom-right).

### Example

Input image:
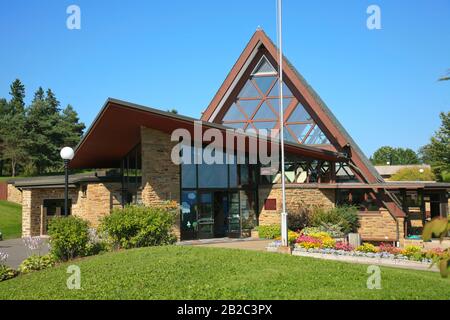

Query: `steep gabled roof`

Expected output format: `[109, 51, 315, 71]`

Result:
[201, 29, 383, 184]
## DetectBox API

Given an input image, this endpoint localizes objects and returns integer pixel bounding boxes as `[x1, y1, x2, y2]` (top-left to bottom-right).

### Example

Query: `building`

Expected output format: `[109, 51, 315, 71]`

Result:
[8, 30, 450, 244]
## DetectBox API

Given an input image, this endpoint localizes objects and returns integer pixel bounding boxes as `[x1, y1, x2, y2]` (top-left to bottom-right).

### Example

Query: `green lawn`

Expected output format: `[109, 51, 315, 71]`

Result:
[0, 200, 22, 239]
[0, 246, 449, 300]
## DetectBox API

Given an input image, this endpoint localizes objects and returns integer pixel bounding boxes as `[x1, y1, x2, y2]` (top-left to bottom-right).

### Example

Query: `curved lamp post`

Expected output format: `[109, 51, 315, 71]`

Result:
[60, 147, 74, 216]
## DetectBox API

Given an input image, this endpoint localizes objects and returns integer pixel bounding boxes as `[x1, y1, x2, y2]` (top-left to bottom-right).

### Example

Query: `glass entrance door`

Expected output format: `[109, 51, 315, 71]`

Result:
[198, 192, 214, 239]
[228, 191, 241, 237]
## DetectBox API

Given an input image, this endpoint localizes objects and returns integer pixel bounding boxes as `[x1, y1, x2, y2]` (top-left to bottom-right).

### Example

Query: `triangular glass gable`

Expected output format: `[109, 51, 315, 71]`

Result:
[221, 54, 330, 145]
[252, 56, 277, 75]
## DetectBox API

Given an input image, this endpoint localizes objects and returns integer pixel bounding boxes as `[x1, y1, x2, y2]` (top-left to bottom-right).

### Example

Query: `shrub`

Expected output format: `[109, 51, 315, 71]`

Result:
[19, 254, 56, 274]
[48, 216, 90, 261]
[287, 207, 312, 231]
[99, 205, 177, 249]
[0, 265, 18, 282]
[257, 224, 281, 239]
[275, 230, 299, 244]
[310, 205, 359, 234]
[356, 243, 377, 253]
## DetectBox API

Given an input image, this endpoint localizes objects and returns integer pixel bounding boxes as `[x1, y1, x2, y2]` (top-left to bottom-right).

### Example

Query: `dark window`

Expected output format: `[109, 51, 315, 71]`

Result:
[43, 199, 72, 216]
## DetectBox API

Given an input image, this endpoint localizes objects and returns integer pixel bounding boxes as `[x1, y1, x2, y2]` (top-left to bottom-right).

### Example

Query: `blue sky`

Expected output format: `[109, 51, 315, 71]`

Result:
[0, 0, 449, 157]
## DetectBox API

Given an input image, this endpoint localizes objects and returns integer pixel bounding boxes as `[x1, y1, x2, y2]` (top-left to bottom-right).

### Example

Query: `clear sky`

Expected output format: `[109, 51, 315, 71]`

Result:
[0, 0, 449, 157]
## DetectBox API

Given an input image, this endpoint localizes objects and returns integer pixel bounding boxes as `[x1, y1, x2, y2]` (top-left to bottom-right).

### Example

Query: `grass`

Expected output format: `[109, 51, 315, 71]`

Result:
[0, 200, 22, 239]
[0, 246, 449, 300]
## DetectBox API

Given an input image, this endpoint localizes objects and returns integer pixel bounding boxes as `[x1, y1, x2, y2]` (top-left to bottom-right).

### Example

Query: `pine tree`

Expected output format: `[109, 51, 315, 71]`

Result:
[45, 89, 60, 113]
[9, 79, 25, 114]
[59, 104, 85, 146]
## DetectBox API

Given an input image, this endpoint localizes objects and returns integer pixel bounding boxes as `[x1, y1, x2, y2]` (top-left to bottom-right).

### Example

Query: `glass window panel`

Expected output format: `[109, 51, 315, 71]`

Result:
[268, 79, 293, 97]
[229, 162, 238, 188]
[287, 103, 312, 122]
[238, 80, 261, 98]
[223, 122, 246, 129]
[254, 76, 276, 95]
[287, 123, 312, 142]
[305, 125, 329, 144]
[267, 98, 292, 115]
[181, 163, 197, 188]
[198, 150, 228, 188]
[251, 121, 276, 133]
[284, 125, 299, 143]
[252, 56, 277, 75]
[253, 102, 277, 120]
[181, 191, 198, 234]
[237, 99, 260, 117]
[223, 103, 246, 121]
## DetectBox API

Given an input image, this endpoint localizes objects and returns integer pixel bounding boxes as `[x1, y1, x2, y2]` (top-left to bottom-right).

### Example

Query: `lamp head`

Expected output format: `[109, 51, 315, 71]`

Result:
[60, 147, 74, 161]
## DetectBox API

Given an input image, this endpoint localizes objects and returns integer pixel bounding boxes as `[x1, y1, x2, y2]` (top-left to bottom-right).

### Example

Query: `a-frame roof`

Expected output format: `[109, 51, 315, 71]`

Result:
[201, 29, 384, 185]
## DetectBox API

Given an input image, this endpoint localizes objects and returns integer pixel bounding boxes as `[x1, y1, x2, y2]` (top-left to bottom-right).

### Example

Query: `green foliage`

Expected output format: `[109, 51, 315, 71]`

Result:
[422, 217, 450, 278]
[0, 80, 85, 176]
[0, 265, 18, 282]
[390, 167, 435, 181]
[18, 254, 56, 274]
[420, 112, 450, 181]
[402, 245, 422, 258]
[310, 205, 359, 234]
[47, 216, 90, 261]
[356, 243, 377, 253]
[371, 146, 420, 165]
[287, 207, 312, 231]
[99, 205, 177, 250]
[256, 224, 281, 239]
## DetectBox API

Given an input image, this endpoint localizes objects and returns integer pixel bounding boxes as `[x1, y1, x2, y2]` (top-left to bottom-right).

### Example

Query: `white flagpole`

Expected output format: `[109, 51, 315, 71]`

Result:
[277, 0, 288, 247]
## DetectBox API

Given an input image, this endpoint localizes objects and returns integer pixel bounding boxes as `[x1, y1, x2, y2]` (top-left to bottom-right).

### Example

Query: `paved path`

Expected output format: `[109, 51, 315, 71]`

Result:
[0, 238, 49, 268]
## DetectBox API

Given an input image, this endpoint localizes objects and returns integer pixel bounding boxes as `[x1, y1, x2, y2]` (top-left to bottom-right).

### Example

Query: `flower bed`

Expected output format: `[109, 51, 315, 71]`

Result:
[267, 230, 448, 266]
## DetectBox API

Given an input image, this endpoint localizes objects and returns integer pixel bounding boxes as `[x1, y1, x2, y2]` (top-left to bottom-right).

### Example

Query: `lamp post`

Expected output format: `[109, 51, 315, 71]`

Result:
[60, 147, 74, 216]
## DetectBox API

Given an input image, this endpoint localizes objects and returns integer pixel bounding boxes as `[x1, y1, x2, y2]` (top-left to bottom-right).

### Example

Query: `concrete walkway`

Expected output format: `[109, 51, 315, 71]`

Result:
[0, 238, 49, 268]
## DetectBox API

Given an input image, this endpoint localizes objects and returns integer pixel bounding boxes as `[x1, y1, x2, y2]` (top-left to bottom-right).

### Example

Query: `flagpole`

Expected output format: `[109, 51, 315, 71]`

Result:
[277, 0, 288, 247]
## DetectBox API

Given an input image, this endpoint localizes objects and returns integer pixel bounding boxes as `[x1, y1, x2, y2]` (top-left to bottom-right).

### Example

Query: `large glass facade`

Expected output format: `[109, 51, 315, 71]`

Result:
[180, 146, 257, 240]
[220, 55, 330, 145]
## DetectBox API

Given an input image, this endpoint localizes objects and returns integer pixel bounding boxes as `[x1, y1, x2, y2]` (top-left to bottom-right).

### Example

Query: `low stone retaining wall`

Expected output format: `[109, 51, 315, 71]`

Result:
[290, 250, 438, 272]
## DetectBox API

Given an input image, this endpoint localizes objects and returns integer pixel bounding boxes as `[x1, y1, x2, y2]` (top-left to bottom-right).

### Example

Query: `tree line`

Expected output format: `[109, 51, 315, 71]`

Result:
[0, 79, 85, 177]
[370, 111, 450, 182]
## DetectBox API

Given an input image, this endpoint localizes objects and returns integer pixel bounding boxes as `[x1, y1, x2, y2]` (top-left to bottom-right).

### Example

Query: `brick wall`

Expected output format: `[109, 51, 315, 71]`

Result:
[7, 183, 22, 204]
[258, 185, 335, 226]
[140, 126, 181, 239]
[358, 209, 404, 242]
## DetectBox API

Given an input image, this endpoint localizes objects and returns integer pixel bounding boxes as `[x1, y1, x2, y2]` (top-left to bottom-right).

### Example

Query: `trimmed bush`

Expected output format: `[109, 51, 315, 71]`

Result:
[48, 216, 90, 261]
[287, 207, 312, 231]
[256, 224, 280, 239]
[19, 254, 56, 274]
[310, 205, 359, 234]
[356, 243, 377, 253]
[99, 205, 177, 250]
[0, 265, 18, 282]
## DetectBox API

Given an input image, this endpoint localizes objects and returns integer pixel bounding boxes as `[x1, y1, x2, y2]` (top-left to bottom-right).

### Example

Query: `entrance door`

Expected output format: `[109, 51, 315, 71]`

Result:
[198, 192, 214, 239]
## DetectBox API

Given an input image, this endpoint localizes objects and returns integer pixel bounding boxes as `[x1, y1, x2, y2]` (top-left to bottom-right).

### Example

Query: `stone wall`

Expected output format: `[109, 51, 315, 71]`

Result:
[21, 182, 121, 237]
[140, 126, 181, 240]
[140, 127, 180, 205]
[7, 184, 22, 204]
[358, 209, 404, 242]
[258, 185, 335, 226]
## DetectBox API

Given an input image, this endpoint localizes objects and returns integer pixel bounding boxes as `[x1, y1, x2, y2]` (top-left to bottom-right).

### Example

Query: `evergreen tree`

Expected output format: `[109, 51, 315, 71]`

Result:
[420, 112, 450, 181]
[33, 87, 45, 103]
[25, 88, 61, 174]
[59, 104, 85, 146]
[371, 146, 420, 165]
[9, 79, 25, 114]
